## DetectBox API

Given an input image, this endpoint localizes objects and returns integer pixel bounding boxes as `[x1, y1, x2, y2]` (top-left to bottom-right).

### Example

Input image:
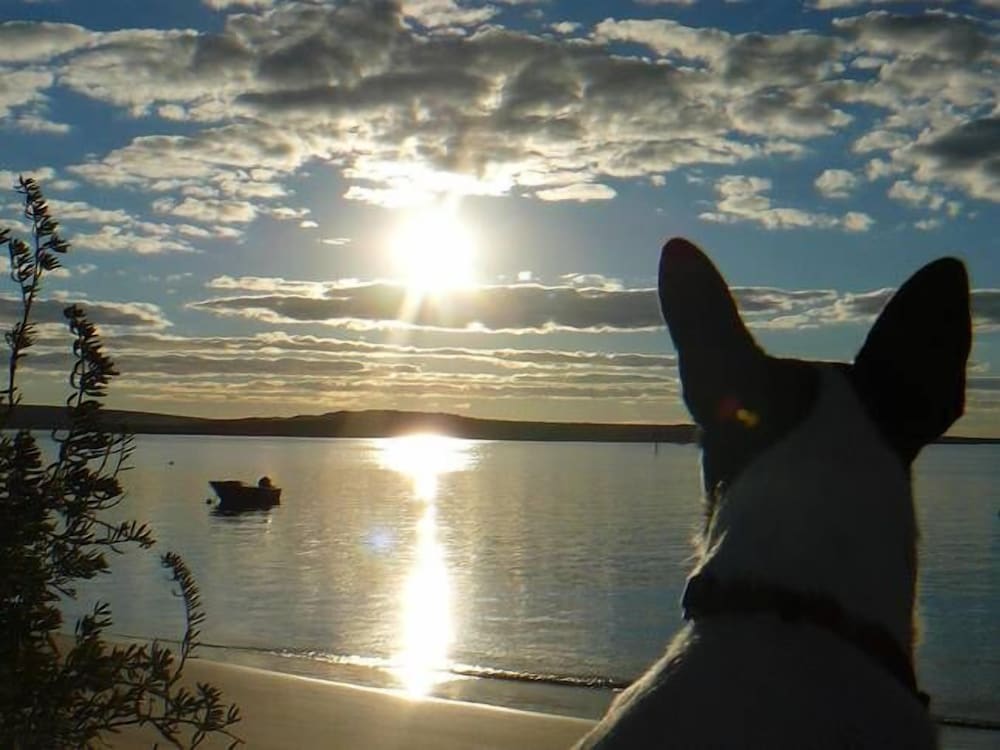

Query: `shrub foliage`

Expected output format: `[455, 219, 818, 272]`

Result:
[0, 178, 241, 748]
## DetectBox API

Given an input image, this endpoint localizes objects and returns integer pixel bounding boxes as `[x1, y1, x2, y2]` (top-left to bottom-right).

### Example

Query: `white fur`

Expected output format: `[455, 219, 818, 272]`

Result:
[696, 367, 917, 649]
[576, 367, 935, 749]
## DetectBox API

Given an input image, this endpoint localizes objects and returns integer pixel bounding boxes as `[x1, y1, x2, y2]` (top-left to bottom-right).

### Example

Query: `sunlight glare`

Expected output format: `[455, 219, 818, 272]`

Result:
[378, 435, 473, 696]
[389, 206, 478, 293]
[379, 434, 473, 500]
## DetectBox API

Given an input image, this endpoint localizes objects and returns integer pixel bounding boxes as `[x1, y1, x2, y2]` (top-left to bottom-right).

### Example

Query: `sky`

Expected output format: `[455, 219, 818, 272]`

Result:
[0, 0, 997, 434]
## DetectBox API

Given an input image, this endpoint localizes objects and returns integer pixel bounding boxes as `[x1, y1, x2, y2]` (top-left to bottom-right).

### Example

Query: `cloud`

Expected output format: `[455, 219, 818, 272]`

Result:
[0, 296, 170, 330]
[535, 183, 617, 202]
[594, 18, 842, 88]
[102, 330, 678, 373]
[203, 0, 275, 9]
[42, 4, 838, 209]
[4, 1, 995, 226]
[971, 289, 1000, 331]
[700, 175, 874, 231]
[48, 198, 133, 225]
[70, 226, 196, 254]
[206, 275, 333, 297]
[187, 272, 1000, 335]
[824, 11, 997, 204]
[9, 112, 70, 134]
[833, 10, 993, 62]
[968, 376, 1000, 393]
[0, 193, 200, 254]
[887, 179, 947, 210]
[191, 279, 666, 333]
[760, 287, 1000, 332]
[864, 157, 905, 181]
[153, 196, 259, 224]
[0, 21, 93, 63]
[0, 67, 54, 119]
[401, 0, 499, 29]
[815, 169, 860, 198]
[842, 211, 875, 232]
[852, 130, 911, 154]
[68, 124, 307, 190]
[550, 22, 582, 35]
[903, 117, 1000, 202]
[15, 328, 686, 416]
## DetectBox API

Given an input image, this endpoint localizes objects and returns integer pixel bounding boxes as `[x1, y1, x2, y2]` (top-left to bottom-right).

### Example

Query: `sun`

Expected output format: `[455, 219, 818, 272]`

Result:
[389, 206, 478, 293]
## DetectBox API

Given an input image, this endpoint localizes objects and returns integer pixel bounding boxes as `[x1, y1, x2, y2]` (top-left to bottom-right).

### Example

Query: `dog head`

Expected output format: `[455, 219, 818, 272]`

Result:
[658, 238, 971, 652]
[658, 237, 971, 503]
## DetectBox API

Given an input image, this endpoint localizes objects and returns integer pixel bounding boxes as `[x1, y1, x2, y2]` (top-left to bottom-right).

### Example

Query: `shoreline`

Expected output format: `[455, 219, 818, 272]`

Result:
[194, 641, 619, 721]
[54, 636, 997, 748]
[109, 657, 595, 749]
[10, 404, 999, 444]
[105, 656, 998, 749]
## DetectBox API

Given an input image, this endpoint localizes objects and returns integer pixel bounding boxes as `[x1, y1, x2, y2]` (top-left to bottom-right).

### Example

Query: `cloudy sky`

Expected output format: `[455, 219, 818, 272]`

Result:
[1, 0, 997, 434]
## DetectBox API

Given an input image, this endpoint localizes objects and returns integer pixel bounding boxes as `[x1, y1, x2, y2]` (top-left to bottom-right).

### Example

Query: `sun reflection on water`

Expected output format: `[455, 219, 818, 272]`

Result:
[377, 434, 472, 697]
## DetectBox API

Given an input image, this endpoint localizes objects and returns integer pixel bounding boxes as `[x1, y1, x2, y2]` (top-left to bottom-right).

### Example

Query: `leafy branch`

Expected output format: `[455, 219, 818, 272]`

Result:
[0, 178, 242, 748]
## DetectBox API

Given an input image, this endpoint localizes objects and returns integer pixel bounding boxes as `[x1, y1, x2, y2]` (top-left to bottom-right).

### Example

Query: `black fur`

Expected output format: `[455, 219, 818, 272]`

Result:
[658, 238, 971, 497]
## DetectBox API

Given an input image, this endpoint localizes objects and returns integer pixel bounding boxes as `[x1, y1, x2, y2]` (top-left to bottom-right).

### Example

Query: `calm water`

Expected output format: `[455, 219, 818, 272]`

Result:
[61, 436, 998, 746]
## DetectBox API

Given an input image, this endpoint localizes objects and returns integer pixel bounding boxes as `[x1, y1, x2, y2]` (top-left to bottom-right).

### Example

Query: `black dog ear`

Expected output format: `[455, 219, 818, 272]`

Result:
[851, 257, 971, 463]
[659, 238, 764, 426]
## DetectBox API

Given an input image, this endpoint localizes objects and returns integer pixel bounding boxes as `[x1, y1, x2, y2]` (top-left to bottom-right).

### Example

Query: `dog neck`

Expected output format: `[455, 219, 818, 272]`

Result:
[691, 366, 918, 655]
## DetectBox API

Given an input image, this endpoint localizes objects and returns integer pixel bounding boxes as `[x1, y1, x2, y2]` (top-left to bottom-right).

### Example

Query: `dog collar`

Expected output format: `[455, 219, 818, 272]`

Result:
[682, 571, 930, 708]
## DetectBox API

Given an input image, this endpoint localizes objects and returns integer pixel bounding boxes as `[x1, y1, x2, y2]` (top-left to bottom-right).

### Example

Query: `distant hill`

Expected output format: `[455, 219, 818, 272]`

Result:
[5, 405, 995, 444]
[4, 405, 698, 443]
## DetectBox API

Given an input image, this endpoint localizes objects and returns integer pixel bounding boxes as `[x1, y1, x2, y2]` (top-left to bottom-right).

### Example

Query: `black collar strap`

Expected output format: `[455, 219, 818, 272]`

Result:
[682, 572, 930, 708]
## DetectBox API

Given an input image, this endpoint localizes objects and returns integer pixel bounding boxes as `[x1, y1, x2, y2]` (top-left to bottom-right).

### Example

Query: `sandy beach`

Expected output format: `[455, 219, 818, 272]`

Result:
[110, 657, 595, 749]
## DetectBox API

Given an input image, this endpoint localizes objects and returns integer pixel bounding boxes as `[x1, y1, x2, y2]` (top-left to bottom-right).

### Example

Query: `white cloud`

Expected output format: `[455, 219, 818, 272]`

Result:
[153, 196, 258, 224]
[269, 206, 310, 221]
[0, 21, 92, 63]
[3, 0, 992, 223]
[852, 130, 911, 154]
[203, 0, 275, 9]
[865, 157, 903, 181]
[401, 0, 498, 29]
[0, 67, 53, 118]
[813, 0, 953, 8]
[815, 169, 859, 198]
[71, 226, 196, 255]
[10, 112, 70, 134]
[701, 175, 874, 231]
[842, 211, 875, 232]
[550, 22, 582, 35]
[887, 179, 947, 210]
[535, 183, 617, 202]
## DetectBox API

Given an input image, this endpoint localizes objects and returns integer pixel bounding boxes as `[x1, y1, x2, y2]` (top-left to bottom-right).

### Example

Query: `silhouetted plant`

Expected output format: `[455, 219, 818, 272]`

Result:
[0, 178, 242, 748]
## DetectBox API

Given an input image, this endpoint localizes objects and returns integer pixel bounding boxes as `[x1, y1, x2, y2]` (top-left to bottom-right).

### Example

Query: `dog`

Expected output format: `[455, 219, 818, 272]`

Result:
[575, 238, 971, 749]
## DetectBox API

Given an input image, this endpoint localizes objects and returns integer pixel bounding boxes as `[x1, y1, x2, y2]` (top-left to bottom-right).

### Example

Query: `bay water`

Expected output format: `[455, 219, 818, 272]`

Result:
[61, 436, 998, 747]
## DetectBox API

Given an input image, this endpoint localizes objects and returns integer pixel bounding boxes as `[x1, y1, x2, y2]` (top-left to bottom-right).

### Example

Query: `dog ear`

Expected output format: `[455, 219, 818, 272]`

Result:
[659, 238, 764, 426]
[851, 257, 971, 463]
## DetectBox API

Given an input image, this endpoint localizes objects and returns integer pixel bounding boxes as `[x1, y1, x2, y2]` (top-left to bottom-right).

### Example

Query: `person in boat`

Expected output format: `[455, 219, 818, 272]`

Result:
[257, 476, 273, 489]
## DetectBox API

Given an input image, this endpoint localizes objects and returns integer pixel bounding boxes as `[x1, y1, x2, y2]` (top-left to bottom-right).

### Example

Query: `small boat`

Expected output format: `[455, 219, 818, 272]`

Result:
[209, 477, 281, 512]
